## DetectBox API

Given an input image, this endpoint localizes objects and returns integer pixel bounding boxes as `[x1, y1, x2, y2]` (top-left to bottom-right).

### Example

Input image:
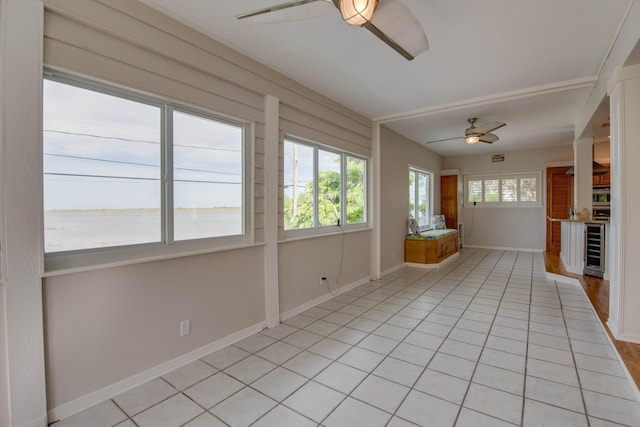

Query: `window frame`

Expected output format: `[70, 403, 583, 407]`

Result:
[283, 135, 368, 238]
[409, 166, 434, 230]
[463, 171, 542, 208]
[42, 71, 253, 273]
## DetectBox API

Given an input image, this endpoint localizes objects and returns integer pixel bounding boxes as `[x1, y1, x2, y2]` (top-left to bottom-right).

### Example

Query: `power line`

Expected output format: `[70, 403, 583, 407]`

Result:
[44, 172, 240, 184]
[44, 153, 241, 176]
[43, 129, 242, 152]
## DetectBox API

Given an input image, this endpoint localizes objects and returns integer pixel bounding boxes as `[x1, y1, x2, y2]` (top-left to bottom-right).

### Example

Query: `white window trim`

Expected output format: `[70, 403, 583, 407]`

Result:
[283, 135, 369, 239]
[463, 170, 542, 208]
[409, 166, 434, 231]
[43, 71, 254, 273]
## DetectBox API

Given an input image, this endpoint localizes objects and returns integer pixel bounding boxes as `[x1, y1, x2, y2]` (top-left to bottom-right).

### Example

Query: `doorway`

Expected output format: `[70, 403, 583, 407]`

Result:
[546, 166, 572, 253]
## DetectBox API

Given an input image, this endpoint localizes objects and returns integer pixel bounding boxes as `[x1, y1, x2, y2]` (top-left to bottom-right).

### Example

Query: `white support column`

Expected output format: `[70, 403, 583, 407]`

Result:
[0, 0, 48, 426]
[371, 121, 381, 280]
[607, 64, 640, 343]
[573, 138, 593, 216]
[263, 95, 280, 328]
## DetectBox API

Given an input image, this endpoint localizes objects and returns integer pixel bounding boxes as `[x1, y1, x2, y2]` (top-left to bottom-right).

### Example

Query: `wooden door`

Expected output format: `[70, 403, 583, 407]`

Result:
[546, 166, 571, 253]
[440, 175, 458, 230]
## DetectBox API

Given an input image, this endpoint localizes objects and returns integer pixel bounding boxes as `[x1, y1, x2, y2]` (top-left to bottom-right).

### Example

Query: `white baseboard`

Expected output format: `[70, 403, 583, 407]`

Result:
[280, 276, 371, 321]
[404, 262, 438, 269]
[464, 245, 543, 253]
[607, 318, 619, 337]
[609, 329, 640, 345]
[546, 272, 581, 286]
[404, 251, 460, 269]
[560, 256, 583, 275]
[379, 263, 406, 278]
[48, 321, 266, 424]
[49, 275, 373, 423]
[16, 414, 48, 427]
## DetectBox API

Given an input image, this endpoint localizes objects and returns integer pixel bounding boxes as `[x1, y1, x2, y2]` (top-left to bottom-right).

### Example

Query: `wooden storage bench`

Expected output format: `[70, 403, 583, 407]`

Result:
[405, 229, 459, 264]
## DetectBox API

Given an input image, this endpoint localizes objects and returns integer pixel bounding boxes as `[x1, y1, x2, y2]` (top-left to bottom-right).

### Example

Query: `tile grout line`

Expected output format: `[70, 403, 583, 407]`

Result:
[451, 250, 524, 426]
[313, 248, 493, 425]
[520, 251, 535, 427]
[248, 250, 451, 426]
[553, 277, 592, 427]
[105, 249, 636, 427]
[381, 249, 511, 425]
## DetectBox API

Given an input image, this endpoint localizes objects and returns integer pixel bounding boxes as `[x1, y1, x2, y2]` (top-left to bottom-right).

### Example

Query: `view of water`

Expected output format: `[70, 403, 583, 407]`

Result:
[44, 208, 242, 253]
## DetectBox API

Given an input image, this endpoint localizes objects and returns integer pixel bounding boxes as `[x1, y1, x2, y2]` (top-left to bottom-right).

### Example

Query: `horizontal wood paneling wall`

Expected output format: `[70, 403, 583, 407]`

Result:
[43, 0, 372, 245]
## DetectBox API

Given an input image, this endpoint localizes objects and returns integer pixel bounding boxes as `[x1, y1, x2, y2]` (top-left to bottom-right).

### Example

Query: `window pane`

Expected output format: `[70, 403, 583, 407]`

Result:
[484, 179, 500, 202]
[417, 172, 429, 227]
[502, 178, 518, 202]
[284, 140, 314, 229]
[346, 156, 365, 224]
[173, 111, 243, 241]
[520, 177, 537, 202]
[409, 171, 416, 219]
[43, 79, 161, 252]
[468, 180, 483, 202]
[318, 150, 341, 226]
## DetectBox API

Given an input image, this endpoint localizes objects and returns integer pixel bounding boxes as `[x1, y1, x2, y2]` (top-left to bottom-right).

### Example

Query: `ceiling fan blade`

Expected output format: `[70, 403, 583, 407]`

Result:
[362, 22, 414, 61]
[425, 136, 464, 144]
[479, 133, 499, 143]
[237, 0, 334, 23]
[366, 0, 428, 60]
[472, 121, 506, 135]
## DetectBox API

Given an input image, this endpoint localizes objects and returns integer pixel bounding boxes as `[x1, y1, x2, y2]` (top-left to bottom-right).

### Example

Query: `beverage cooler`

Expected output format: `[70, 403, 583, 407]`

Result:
[584, 222, 605, 278]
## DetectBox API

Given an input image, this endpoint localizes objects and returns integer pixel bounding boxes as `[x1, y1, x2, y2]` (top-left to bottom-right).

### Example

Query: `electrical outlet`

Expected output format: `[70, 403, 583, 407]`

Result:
[180, 320, 190, 336]
[320, 276, 328, 286]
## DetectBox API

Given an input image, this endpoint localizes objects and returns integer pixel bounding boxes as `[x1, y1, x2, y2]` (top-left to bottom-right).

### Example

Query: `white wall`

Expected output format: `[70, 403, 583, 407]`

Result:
[0, 285, 10, 427]
[444, 145, 573, 251]
[33, 0, 372, 418]
[1, 0, 48, 425]
[379, 126, 443, 273]
[279, 230, 371, 314]
[43, 247, 266, 408]
[608, 64, 640, 343]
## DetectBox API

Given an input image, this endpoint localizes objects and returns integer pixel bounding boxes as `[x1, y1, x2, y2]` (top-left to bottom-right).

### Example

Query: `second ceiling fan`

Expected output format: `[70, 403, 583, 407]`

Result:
[426, 118, 507, 145]
[236, 0, 428, 61]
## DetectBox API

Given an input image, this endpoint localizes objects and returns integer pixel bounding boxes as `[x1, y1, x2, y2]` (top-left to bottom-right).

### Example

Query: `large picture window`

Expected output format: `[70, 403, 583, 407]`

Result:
[283, 137, 366, 233]
[464, 171, 541, 207]
[43, 75, 247, 256]
[409, 168, 432, 228]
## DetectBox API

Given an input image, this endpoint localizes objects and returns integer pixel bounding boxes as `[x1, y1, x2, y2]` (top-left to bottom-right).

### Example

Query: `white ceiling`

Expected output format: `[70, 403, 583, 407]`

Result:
[142, 0, 636, 157]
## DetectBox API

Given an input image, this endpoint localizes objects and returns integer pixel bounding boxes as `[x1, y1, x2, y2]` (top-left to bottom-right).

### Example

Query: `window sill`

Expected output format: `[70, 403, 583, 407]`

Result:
[43, 240, 263, 277]
[280, 225, 372, 244]
[463, 204, 543, 208]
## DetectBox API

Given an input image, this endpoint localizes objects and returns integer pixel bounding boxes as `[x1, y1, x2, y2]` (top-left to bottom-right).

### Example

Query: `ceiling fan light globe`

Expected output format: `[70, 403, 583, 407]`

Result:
[339, 0, 378, 26]
[465, 135, 480, 144]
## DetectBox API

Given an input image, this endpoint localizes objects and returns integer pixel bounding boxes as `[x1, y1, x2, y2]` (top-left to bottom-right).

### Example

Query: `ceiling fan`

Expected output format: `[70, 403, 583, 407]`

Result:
[426, 118, 507, 145]
[236, 0, 428, 61]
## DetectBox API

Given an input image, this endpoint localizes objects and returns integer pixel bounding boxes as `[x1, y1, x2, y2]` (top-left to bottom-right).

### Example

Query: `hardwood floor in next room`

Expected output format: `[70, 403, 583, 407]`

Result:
[544, 251, 640, 389]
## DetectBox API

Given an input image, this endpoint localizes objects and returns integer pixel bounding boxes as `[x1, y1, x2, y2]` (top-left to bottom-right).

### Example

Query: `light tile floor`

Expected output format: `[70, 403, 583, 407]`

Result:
[53, 249, 640, 427]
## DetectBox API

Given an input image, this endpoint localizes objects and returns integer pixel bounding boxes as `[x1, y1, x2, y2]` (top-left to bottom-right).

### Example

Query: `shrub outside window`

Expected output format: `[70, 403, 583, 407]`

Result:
[284, 137, 367, 233]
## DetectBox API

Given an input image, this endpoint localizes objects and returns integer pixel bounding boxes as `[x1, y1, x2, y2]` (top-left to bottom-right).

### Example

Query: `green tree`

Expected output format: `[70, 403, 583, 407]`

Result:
[284, 156, 365, 229]
[346, 156, 365, 224]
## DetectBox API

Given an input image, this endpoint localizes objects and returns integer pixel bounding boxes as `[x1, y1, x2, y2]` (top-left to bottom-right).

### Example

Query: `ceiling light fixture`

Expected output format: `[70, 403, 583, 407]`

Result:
[465, 135, 480, 144]
[339, 0, 378, 26]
